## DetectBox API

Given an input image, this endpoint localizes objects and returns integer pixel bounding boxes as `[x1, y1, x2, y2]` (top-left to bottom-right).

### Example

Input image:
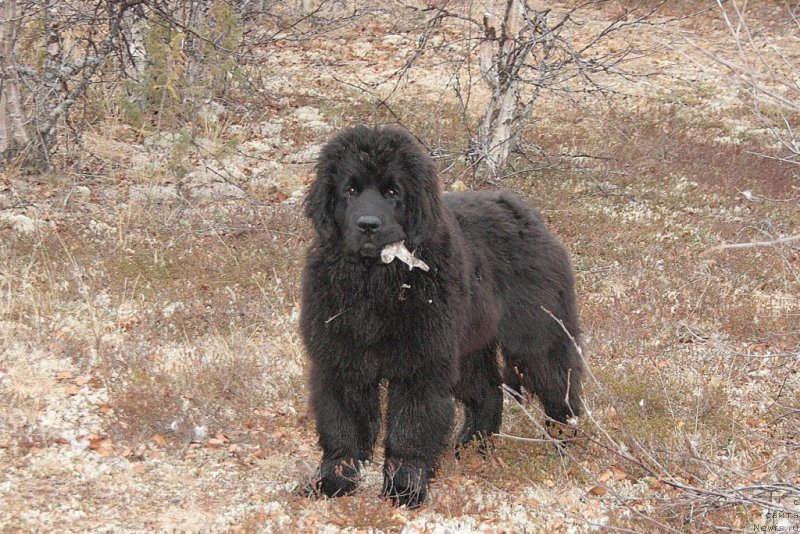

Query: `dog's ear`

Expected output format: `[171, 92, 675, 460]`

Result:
[304, 175, 334, 240]
[402, 138, 443, 249]
[306, 125, 368, 240]
[305, 150, 339, 240]
[309, 124, 383, 240]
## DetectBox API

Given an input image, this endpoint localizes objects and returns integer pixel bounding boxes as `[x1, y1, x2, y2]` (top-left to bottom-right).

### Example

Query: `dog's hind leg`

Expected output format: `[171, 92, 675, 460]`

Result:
[454, 345, 503, 451]
[501, 335, 583, 424]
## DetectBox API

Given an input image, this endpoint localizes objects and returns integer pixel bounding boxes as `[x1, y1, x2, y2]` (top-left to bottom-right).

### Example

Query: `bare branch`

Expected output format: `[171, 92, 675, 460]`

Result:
[703, 234, 800, 254]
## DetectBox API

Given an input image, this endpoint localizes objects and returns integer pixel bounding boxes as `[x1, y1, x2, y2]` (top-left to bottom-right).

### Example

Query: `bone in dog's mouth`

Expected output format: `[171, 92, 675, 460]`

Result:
[380, 241, 430, 272]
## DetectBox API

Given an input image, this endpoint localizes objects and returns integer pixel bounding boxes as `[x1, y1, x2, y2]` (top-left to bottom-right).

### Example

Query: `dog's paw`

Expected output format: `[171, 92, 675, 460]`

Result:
[314, 458, 361, 498]
[381, 460, 428, 508]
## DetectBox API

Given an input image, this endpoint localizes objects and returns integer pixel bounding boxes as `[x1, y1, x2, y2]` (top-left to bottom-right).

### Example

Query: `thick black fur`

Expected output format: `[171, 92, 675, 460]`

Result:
[300, 125, 583, 508]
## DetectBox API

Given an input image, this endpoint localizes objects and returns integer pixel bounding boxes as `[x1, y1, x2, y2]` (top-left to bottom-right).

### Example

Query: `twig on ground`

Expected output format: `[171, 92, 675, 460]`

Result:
[703, 234, 800, 254]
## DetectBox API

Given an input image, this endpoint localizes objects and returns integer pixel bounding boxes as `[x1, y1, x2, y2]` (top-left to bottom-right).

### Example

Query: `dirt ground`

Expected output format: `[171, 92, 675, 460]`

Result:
[1, 2, 798, 532]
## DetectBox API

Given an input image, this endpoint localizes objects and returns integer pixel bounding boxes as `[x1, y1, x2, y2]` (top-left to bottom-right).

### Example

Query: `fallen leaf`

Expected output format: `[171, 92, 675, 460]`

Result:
[588, 486, 608, 496]
[93, 440, 115, 457]
[611, 465, 627, 481]
[467, 458, 482, 473]
[644, 477, 664, 490]
[151, 434, 166, 445]
[745, 416, 763, 428]
[748, 468, 768, 483]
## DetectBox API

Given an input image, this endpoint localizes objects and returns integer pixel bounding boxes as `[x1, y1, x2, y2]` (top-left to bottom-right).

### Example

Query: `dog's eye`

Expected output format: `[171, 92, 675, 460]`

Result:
[385, 189, 399, 199]
[345, 186, 357, 196]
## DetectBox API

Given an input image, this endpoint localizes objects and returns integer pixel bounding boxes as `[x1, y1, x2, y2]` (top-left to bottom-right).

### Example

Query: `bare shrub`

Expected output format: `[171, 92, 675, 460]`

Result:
[705, 0, 800, 167]
[499, 311, 800, 531]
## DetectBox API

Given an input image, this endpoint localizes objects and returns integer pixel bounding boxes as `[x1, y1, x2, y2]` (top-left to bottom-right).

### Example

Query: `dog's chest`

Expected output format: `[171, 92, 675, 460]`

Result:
[333, 271, 445, 346]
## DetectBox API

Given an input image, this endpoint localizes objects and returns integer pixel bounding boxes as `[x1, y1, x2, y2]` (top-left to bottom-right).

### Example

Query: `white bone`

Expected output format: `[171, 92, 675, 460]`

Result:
[380, 241, 430, 272]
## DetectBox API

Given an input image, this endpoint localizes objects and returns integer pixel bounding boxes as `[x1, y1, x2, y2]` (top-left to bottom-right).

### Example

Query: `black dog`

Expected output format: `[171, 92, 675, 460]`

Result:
[300, 125, 583, 508]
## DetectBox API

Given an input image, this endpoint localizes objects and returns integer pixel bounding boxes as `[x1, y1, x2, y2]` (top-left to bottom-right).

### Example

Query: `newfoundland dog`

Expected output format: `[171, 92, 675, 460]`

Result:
[300, 125, 583, 508]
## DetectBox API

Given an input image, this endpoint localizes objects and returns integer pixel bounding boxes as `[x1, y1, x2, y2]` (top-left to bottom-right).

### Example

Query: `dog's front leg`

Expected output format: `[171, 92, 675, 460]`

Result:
[309, 363, 381, 498]
[382, 376, 454, 508]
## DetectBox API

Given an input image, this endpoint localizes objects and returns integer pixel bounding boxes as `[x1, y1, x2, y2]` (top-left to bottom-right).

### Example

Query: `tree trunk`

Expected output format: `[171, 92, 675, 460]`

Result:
[36, 2, 65, 165]
[470, 0, 535, 181]
[126, 6, 149, 78]
[0, 0, 33, 164]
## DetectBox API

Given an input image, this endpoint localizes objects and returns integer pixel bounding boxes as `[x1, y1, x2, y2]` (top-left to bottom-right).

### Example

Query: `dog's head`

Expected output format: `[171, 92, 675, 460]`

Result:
[305, 125, 442, 259]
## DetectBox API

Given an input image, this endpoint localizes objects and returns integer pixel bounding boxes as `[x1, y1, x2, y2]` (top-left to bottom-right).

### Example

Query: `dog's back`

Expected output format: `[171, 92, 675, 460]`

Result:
[444, 190, 583, 422]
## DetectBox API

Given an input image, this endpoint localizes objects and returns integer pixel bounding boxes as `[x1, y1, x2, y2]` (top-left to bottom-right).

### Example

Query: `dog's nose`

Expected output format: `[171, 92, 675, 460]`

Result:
[357, 216, 381, 234]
